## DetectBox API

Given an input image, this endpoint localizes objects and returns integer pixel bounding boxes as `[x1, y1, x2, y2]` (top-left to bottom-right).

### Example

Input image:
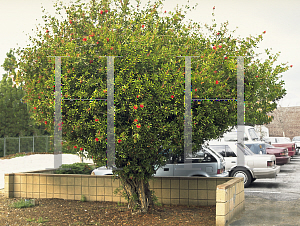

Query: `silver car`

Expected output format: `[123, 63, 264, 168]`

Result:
[91, 145, 229, 178]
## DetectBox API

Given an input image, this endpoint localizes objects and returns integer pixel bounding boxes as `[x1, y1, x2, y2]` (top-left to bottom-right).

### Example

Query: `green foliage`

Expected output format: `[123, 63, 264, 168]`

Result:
[80, 194, 86, 202]
[10, 199, 34, 208]
[15, 0, 290, 212]
[54, 162, 93, 174]
[0, 50, 50, 138]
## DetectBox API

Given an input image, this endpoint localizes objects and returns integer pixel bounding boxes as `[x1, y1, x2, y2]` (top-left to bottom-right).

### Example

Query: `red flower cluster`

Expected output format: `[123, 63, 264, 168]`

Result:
[34, 107, 37, 110]
[118, 139, 122, 143]
[216, 81, 219, 84]
[83, 38, 87, 41]
[95, 138, 99, 141]
[95, 119, 99, 122]
[69, 20, 72, 24]
[171, 95, 174, 99]
[74, 146, 77, 149]
[213, 46, 216, 50]
[134, 119, 138, 122]
[137, 124, 141, 128]
[224, 57, 228, 60]
[89, 60, 93, 64]
[142, 25, 145, 28]
[80, 148, 83, 151]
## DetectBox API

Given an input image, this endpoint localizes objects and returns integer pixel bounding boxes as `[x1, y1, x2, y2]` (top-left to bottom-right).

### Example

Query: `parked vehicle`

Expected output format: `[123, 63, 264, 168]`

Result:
[208, 141, 280, 187]
[263, 143, 290, 165]
[215, 126, 266, 154]
[292, 136, 300, 155]
[91, 145, 229, 178]
[264, 137, 296, 157]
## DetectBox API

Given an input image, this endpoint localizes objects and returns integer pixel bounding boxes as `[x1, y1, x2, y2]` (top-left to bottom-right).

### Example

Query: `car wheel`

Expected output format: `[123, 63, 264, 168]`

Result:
[230, 169, 252, 187]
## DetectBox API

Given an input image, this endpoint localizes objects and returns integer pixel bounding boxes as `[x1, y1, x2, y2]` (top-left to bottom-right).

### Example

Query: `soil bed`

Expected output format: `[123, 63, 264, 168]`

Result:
[0, 193, 216, 225]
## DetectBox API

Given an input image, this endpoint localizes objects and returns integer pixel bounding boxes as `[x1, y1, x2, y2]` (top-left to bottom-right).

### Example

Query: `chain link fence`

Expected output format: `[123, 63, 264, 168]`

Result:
[0, 136, 63, 157]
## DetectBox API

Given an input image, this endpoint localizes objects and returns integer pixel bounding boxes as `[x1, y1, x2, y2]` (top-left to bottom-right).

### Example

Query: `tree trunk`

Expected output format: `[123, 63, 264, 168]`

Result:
[118, 176, 154, 214]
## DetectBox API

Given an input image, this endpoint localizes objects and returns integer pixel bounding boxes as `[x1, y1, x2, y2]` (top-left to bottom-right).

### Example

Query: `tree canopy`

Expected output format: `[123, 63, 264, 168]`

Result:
[15, 0, 290, 213]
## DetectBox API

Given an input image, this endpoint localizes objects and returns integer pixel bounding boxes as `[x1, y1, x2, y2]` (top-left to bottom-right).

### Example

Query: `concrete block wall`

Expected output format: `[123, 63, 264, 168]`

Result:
[5, 172, 245, 226]
[216, 177, 245, 226]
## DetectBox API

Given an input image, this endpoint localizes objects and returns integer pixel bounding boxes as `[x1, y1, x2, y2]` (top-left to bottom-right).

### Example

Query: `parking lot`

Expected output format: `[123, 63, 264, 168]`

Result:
[230, 154, 300, 225]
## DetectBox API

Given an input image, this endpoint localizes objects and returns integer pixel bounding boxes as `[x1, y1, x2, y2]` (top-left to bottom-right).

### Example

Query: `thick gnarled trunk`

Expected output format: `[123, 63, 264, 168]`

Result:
[118, 176, 154, 214]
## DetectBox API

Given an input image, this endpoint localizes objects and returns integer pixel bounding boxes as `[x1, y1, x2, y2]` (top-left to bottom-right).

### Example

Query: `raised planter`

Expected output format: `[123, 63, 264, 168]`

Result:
[4, 170, 244, 226]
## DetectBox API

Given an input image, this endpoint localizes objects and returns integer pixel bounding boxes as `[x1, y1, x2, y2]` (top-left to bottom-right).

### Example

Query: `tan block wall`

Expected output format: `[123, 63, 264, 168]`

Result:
[215, 177, 245, 226]
[4, 172, 244, 226]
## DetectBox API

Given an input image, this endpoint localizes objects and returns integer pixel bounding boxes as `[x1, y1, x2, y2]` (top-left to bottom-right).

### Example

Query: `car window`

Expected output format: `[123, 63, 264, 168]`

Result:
[237, 143, 253, 155]
[292, 137, 300, 141]
[209, 145, 237, 157]
[248, 128, 260, 141]
[173, 147, 217, 164]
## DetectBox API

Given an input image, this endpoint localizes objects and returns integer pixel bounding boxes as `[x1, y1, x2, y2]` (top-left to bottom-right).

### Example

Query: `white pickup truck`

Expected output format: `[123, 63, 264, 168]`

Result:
[209, 142, 280, 187]
[214, 126, 266, 155]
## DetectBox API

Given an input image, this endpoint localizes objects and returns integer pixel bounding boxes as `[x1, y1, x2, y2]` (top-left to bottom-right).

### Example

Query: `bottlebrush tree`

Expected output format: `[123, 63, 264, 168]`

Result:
[15, 0, 290, 213]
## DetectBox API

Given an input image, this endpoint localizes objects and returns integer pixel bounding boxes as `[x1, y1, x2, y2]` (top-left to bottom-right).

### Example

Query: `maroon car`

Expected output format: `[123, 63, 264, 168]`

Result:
[264, 137, 296, 157]
[265, 143, 290, 165]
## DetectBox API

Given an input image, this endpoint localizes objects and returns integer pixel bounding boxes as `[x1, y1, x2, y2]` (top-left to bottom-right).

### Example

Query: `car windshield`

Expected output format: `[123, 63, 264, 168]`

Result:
[292, 137, 300, 141]
[248, 128, 260, 141]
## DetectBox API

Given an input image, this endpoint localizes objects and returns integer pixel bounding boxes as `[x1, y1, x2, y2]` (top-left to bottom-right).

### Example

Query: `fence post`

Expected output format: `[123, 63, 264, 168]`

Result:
[19, 136, 20, 153]
[4, 137, 6, 157]
[33, 136, 34, 153]
[46, 136, 48, 153]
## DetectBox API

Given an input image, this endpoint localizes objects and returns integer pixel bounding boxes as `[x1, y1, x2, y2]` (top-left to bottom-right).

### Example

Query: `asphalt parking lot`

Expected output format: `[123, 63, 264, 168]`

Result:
[229, 154, 300, 226]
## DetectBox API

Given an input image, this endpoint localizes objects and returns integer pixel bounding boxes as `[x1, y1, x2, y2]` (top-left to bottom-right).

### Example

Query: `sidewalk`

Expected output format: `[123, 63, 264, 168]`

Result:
[0, 153, 93, 189]
[229, 195, 300, 226]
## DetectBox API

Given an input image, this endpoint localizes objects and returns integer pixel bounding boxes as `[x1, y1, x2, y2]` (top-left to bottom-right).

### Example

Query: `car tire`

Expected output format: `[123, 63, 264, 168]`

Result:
[230, 169, 252, 188]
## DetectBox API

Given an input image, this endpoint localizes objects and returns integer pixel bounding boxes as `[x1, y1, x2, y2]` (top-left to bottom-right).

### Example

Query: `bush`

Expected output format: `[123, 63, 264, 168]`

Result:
[54, 163, 94, 175]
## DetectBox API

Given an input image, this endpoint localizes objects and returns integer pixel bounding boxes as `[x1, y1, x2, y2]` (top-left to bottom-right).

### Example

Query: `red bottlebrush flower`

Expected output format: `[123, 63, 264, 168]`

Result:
[83, 38, 87, 41]
[137, 95, 139, 98]
[74, 146, 77, 149]
[95, 119, 99, 122]
[100, 10, 103, 14]
[69, 20, 72, 24]
[110, 47, 113, 50]
[34, 107, 37, 110]
[107, 38, 109, 42]
[103, 90, 107, 93]
[105, 10, 108, 13]
[44, 121, 47, 125]
[263, 31, 266, 34]
[134, 119, 138, 122]
[80, 147, 83, 151]
[97, 41, 99, 44]
[224, 56, 228, 60]
[219, 45, 222, 48]
[95, 138, 99, 142]
[290, 65, 293, 68]
[217, 32, 220, 35]
[214, 71, 217, 73]
[137, 124, 141, 128]
[142, 25, 145, 28]
[164, 10, 166, 13]
[216, 80, 219, 84]
[46, 30, 49, 33]
[213, 6, 215, 10]
[133, 105, 138, 110]
[213, 46, 216, 50]
[140, 104, 144, 108]
[171, 95, 174, 99]
[256, 76, 259, 77]
[195, 89, 197, 92]
[118, 139, 122, 143]
[89, 60, 93, 64]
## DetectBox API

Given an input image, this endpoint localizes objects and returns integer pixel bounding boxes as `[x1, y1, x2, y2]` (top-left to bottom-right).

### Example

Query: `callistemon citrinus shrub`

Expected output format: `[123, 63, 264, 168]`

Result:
[15, 0, 290, 213]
